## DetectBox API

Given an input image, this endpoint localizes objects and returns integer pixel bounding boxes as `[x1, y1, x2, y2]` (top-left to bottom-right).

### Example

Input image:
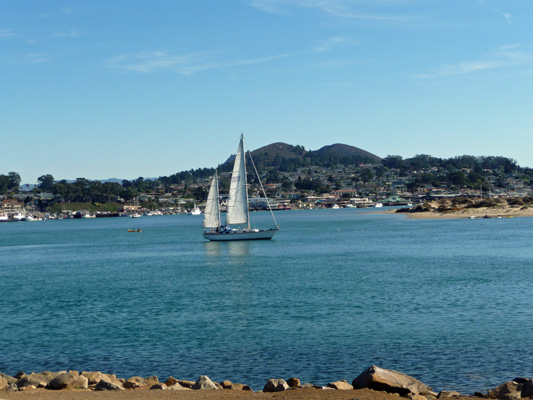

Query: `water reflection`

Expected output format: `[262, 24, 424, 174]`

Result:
[203, 240, 251, 258]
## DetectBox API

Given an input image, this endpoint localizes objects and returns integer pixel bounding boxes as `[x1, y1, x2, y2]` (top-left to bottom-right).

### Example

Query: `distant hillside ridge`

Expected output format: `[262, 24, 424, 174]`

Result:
[219, 141, 381, 172]
[314, 143, 381, 163]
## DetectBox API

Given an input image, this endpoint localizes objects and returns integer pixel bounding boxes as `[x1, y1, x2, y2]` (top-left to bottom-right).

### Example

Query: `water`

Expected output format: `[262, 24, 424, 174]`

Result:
[1, 209, 533, 393]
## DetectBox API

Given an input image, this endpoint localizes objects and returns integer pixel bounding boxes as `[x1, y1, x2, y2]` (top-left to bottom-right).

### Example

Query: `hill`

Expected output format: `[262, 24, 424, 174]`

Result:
[219, 142, 380, 172]
[315, 143, 381, 163]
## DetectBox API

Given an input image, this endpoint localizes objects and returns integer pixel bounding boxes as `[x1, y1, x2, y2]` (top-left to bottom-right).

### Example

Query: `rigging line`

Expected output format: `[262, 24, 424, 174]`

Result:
[243, 136, 280, 229]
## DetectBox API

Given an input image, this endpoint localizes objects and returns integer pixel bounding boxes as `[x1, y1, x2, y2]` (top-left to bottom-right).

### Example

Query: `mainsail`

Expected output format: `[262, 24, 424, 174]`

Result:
[225, 135, 249, 226]
[203, 171, 221, 228]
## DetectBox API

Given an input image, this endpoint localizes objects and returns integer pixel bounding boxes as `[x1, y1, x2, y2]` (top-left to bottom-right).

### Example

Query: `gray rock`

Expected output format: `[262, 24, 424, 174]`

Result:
[168, 382, 190, 390]
[124, 376, 146, 389]
[0, 372, 17, 386]
[17, 371, 57, 388]
[352, 365, 433, 396]
[178, 380, 196, 389]
[145, 375, 159, 387]
[81, 371, 105, 385]
[48, 372, 88, 390]
[328, 380, 354, 390]
[94, 379, 125, 391]
[488, 381, 523, 400]
[150, 383, 168, 390]
[263, 378, 289, 392]
[193, 375, 219, 390]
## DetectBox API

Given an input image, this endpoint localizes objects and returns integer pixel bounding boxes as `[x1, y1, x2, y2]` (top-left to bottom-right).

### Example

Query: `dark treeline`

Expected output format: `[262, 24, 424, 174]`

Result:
[1, 153, 532, 202]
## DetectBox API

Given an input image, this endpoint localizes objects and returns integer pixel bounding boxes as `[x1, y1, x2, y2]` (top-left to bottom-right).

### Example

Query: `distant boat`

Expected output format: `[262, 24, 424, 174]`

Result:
[12, 212, 25, 221]
[82, 213, 96, 219]
[332, 204, 340, 209]
[130, 213, 142, 218]
[128, 228, 142, 232]
[374, 202, 383, 208]
[0, 213, 9, 222]
[202, 134, 279, 241]
[189, 204, 202, 215]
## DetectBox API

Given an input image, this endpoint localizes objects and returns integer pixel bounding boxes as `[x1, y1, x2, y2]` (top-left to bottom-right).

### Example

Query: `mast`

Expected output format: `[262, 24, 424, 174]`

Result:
[242, 134, 250, 230]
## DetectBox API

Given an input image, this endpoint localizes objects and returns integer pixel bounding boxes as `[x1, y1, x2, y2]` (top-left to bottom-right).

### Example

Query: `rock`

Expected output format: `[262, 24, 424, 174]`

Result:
[328, 380, 354, 390]
[520, 379, 533, 398]
[1, 372, 18, 386]
[0, 376, 9, 390]
[150, 383, 168, 390]
[168, 382, 190, 390]
[48, 372, 88, 390]
[409, 395, 429, 400]
[165, 376, 179, 387]
[124, 376, 146, 389]
[17, 371, 57, 388]
[18, 384, 37, 391]
[263, 378, 289, 392]
[438, 390, 462, 398]
[81, 371, 105, 385]
[287, 377, 301, 388]
[488, 381, 523, 399]
[352, 365, 433, 396]
[301, 382, 320, 388]
[220, 380, 233, 389]
[193, 375, 219, 390]
[94, 379, 125, 391]
[145, 375, 159, 387]
[178, 380, 196, 389]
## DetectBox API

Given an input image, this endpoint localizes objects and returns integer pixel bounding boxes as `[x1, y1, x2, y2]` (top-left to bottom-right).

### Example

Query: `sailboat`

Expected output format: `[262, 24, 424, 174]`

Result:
[202, 134, 279, 241]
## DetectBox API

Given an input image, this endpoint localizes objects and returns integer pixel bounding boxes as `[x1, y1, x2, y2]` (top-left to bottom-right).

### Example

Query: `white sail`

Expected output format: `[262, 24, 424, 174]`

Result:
[203, 172, 221, 228]
[225, 135, 249, 226]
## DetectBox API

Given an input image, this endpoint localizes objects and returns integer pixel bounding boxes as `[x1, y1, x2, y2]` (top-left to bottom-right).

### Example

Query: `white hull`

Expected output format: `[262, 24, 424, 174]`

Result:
[203, 228, 278, 241]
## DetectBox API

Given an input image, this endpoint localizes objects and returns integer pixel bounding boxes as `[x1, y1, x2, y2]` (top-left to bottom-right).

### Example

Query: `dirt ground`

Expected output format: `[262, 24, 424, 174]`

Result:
[0, 387, 476, 400]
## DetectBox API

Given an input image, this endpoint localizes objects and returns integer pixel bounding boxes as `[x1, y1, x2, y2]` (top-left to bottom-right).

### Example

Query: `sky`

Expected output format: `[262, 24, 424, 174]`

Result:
[1, 0, 532, 184]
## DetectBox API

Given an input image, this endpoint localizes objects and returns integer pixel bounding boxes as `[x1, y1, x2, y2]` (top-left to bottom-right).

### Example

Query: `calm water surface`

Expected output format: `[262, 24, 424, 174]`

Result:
[1, 209, 532, 392]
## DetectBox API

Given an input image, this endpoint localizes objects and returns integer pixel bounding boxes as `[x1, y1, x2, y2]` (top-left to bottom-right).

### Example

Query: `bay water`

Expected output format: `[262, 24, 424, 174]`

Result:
[1, 208, 533, 393]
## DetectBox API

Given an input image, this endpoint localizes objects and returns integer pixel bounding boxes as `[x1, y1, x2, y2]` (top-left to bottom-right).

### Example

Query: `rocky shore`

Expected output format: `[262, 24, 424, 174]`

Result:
[394, 197, 533, 219]
[1, 366, 531, 400]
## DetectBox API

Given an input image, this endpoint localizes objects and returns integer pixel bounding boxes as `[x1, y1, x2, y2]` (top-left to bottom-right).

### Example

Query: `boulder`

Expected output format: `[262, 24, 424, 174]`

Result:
[150, 383, 168, 390]
[328, 380, 354, 390]
[0, 372, 17, 386]
[193, 375, 219, 390]
[168, 382, 190, 390]
[17, 371, 58, 388]
[438, 391, 462, 398]
[165, 376, 179, 387]
[488, 381, 523, 399]
[178, 380, 196, 389]
[521, 379, 533, 398]
[287, 377, 301, 388]
[48, 372, 88, 390]
[124, 376, 146, 389]
[81, 371, 105, 385]
[220, 380, 233, 389]
[94, 379, 125, 391]
[352, 365, 433, 396]
[263, 378, 289, 392]
[0, 376, 9, 390]
[145, 375, 159, 387]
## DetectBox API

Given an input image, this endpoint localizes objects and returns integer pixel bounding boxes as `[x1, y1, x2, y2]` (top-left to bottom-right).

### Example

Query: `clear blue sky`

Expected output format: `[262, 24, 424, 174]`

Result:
[2, 1, 532, 184]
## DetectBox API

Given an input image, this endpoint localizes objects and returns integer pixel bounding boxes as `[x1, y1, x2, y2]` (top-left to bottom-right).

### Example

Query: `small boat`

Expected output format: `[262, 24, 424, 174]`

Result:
[128, 228, 142, 232]
[130, 213, 142, 218]
[189, 204, 202, 215]
[12, 212, 25, 221]
[332, 204, 340, 209]
[0, 213, 9, 222]
[82, 213, 96, 219]
[374, 202, 383, 208]
[202, 134, 279, 241]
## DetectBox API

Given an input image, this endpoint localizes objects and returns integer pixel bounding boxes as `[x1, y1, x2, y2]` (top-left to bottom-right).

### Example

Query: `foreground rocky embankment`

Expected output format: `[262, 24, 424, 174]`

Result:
[2, 365, 533, 400]
[396, 197, 533, 219]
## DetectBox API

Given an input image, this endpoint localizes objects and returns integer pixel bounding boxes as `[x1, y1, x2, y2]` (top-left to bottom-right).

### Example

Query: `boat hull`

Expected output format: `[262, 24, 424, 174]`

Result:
[203, 228, 278, 241]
